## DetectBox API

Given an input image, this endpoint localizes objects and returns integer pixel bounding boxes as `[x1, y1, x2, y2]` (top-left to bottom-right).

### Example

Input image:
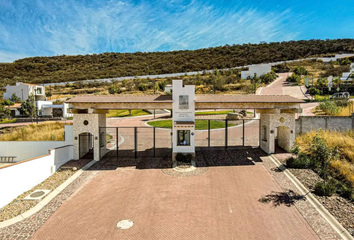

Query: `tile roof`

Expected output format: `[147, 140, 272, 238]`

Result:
[66, 94, 304, 104]
[195, 95, 304, 103]
[66, 95, 173, 103]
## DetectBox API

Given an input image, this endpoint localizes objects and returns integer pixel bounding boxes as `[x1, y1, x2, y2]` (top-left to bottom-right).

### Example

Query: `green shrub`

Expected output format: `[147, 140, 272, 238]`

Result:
[138, 84, 148, 91]
[337, 183, 353, 200]
[314, 181, 336, 196]
[318, 100, 340, 115]
[286, 73, 301, 84]
[308, 87, 322, 96]
[286, 155, 311, 169]
[294, 66, 309, 76]
[108, 85, 121, 94]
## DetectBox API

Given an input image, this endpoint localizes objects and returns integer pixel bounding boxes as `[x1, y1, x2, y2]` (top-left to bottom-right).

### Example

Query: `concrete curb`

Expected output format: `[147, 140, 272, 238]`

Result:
[269, 154, 353, 240]
[0, 159, 97, 229]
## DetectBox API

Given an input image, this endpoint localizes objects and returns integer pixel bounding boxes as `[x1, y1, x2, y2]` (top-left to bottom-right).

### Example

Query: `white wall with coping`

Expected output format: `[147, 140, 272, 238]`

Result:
[0, 145, 73, 209]
[172, 80, 195, 155]
[0, 125, 73, 161]
[241, 64, 271, 79]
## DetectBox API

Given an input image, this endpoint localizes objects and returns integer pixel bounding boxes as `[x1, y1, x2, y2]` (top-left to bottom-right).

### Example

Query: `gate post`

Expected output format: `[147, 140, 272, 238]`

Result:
[153, 127, 156, 157]
[134, 127, 137, 159]
[116, 127, 118, 157]
[208, 120, 210, 148]
[225, 119, 228, 149]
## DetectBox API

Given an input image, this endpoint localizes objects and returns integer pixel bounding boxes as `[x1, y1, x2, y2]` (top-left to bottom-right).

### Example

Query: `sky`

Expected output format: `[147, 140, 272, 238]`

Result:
[0, 0, 354, 62]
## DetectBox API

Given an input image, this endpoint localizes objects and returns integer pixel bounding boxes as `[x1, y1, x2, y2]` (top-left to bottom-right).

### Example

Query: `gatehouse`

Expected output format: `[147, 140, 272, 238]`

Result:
[67, 80, 303, 161]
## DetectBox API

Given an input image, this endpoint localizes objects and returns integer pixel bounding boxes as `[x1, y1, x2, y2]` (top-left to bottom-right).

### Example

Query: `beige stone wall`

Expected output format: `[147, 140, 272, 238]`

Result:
[295, 115, 354, 135]
[73, 113, 107, 161]
[260, 113, 295, 154]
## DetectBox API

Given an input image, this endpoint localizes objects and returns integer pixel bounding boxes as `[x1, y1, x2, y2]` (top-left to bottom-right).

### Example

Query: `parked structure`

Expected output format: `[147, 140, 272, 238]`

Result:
[241, 64, 271, 79]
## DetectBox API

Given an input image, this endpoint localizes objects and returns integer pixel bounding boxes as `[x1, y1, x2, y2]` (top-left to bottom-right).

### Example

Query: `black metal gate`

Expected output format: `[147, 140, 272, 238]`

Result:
[195, 119, 260, 149]
[100, 126, 172, 158]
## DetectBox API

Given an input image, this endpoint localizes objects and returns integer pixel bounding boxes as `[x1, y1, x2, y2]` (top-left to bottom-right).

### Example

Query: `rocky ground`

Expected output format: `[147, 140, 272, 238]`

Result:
[0, 159, 91, 222]
[289, 168, 354, 236]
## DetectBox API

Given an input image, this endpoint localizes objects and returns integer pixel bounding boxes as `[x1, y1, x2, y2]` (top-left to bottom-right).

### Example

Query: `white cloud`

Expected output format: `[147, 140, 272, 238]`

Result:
[0, 0, 302, 62]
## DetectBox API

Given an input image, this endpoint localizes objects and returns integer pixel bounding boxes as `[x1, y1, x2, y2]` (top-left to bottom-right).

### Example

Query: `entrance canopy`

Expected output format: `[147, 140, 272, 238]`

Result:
[66, 94, 304, 112]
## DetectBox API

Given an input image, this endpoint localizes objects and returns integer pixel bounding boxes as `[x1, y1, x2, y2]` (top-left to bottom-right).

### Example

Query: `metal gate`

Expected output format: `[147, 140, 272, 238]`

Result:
[195, 119, 260, 148]
[100, 126, 172, 158]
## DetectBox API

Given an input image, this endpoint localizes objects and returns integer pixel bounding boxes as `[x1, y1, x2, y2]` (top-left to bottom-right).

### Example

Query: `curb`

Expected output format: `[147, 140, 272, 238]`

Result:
[0, 159, 97, 229]
[269, 154, 353, 240]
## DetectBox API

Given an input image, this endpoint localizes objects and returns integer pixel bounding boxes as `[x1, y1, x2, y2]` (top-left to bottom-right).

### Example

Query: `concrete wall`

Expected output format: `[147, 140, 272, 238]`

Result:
[0, 125, 73, 161]
[241, 64, 271, 79]
[296, 115, 354, 135]
[4, 83, 30, 101]
[0, 145, 73, 209]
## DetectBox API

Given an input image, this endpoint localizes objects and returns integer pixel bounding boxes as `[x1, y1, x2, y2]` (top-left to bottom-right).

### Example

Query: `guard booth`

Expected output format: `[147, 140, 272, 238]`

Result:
[172, 80, 196, 159]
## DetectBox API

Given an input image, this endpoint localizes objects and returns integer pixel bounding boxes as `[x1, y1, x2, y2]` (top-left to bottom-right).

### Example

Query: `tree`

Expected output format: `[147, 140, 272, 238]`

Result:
[45, 91, 52, 100]
[0, 103, 10, 121]
[18, 94, 36, 118]
[10, 93, 21, 103]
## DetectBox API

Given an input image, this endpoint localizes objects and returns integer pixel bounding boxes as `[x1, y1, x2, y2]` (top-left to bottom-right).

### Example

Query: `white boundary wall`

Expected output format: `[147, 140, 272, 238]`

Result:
[0, 145, 73, 208]
[0, 125, 73, 161]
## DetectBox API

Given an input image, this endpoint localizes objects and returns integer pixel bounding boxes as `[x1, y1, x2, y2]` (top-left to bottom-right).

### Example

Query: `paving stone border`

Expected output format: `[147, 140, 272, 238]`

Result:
[265, 154, 353, 240]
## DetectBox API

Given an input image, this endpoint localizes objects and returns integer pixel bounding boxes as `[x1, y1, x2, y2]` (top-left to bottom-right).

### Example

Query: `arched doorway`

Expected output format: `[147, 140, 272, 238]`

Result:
[79, 132, 94, 159]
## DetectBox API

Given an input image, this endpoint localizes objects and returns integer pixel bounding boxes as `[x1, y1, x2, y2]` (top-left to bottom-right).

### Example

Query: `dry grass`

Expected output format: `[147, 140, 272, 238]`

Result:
[0, 122, 65, 141]
[296, 130, 354, 186]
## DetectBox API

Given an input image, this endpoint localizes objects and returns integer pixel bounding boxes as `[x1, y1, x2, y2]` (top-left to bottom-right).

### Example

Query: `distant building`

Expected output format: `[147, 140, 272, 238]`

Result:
[340, 63, 354, 81]
[164, 84, 172, 93]
[3, 82, 72, 118]
[241, 64, 271, 79]
[3, 82, 46, 101]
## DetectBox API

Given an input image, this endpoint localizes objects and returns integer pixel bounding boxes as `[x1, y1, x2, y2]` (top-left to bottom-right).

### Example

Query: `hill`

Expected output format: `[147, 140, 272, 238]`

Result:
[0, 39, 354, 87]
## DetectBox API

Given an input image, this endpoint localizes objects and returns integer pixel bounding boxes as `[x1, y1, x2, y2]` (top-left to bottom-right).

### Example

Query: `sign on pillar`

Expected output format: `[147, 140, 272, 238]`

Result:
[172, 80, 196, 160]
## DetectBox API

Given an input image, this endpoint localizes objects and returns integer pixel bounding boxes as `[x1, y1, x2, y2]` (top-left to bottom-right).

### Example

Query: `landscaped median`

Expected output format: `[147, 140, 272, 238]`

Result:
[147, 119, 235, 130]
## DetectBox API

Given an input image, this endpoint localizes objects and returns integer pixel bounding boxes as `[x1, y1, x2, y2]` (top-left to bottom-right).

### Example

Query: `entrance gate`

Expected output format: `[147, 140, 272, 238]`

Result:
[100, 126, 172, 158]
[79, 132, 94, 159]
[100, 119, 259, 159]
[194, 119, 260, 148]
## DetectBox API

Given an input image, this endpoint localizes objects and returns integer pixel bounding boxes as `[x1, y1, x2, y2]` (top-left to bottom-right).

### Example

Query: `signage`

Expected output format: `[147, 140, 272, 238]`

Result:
[179, 95, 189, 109]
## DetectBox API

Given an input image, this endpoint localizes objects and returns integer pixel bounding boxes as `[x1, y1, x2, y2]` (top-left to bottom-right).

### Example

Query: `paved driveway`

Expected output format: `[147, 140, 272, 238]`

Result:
[31, 158, 319, 240]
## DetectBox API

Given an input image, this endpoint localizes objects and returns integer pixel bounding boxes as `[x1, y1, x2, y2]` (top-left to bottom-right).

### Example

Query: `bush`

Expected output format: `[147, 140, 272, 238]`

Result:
[286, 73, 301, 85]
[314, 181, 336, 196]
[337, 183, 353, 200]
[260, 72, 277, 84]
[308, 87, 322, 96]
[318, 100, 340, 115]
[286, 155, 311, 169]
[108, 85, 122, 94]
[294, 66, 309, 76]
[138, 84, 148, 91]
[175, 153, 191, 163]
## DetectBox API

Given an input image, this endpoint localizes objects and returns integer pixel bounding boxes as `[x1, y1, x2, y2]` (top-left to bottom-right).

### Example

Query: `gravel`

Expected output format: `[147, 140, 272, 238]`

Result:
[288, 168, 354, 236]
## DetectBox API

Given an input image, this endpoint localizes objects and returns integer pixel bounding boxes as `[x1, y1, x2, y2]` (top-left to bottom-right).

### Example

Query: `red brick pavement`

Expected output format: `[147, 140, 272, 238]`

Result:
[31, 164, 319, 240]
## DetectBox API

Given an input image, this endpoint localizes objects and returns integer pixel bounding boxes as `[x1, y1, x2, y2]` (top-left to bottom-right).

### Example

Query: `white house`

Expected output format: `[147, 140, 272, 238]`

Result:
[4, 82, 72, 118]
[340, 63, 354, 81]
[241, 64, 271, 79]
[3, 82, 46, 101]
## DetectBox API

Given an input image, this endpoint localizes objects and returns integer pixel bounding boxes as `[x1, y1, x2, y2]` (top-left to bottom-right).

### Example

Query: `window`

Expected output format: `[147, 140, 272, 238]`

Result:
[177, 130, 190, 146]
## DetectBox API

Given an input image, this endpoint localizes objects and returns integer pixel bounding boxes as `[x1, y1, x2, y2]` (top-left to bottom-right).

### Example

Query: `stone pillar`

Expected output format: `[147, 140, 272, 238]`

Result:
[259, 112, 296, 154]
[73, 112, 107, 161]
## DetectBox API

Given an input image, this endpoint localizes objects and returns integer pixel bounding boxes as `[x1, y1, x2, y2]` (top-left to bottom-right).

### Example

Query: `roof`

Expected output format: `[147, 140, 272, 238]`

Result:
[66, 95, 173, 103]
[21, 83, 38, 86]
[195, 95, 304, 103]
[66, 94, 304, 104]
[7, 103, 21, 108]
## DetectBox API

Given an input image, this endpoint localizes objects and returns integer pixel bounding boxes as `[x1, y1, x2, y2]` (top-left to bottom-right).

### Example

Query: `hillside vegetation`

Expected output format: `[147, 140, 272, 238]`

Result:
[1, 39, 354, 88]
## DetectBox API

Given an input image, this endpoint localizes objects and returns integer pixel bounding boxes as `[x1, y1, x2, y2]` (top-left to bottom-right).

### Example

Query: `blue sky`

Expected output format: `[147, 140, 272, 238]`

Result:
[0, 0, 354, 62]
